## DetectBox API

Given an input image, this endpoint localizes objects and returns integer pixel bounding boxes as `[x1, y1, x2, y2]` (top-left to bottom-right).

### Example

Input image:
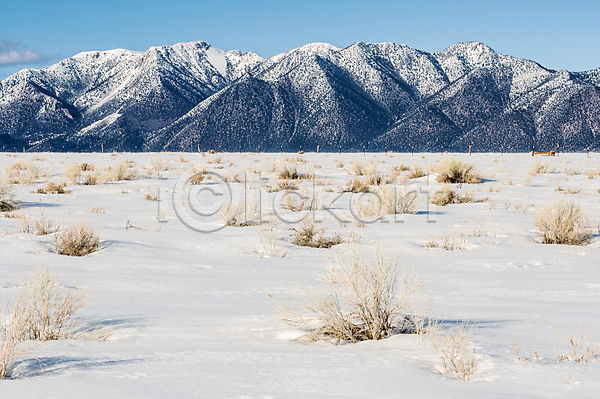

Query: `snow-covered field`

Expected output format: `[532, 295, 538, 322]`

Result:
[1, 151, 599, 398]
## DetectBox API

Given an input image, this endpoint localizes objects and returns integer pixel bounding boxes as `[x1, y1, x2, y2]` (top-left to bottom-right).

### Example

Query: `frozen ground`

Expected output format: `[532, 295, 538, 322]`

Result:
[0, 151, 599, 398]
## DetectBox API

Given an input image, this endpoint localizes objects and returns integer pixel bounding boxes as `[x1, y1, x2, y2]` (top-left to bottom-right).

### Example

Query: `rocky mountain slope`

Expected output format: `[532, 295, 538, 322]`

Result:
[1, 41, 599, 152]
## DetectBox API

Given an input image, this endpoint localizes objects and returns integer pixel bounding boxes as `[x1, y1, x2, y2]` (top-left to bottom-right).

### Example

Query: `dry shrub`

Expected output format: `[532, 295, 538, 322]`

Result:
[219, 198, 261, 227]
[0, 184, 17, 211]
[512, 331, 598, 363]
[13, 268, 86, 341]
[408, 165, 425, 179]
[530, 159, 555, 175]
[367, 173, 385, 186]
[55, 220, 100, 256]
[1, 308, 35, 380]
[146, 159, 171, 177]
[15, 212, 55, 235]
[90, 205, 104, 214]
[254, 224, 288, 258]
[188, 171, 207, 185]
[265, 179, 299, 192]
[223, 170, 244, 183]
[102, 161, 138, 182]
[275, 244, 421, 343]
[2, 161, 47, 185]
[37, 181, 68, 194]
[392, 164, 410, 172]
[282, 189, 321, 212]
[66, 163, 104, 185]
[557, 331, 598, 363]
[430, 185, 456, 206]
[144, 193, 158, 201]
[353, 196, 384, 221]
[564, 166, 581, 176]
[288, 217, 343, 248]
[431, 322, 485, 381]
[277, 159, 313, 180]
[424, 232, 466, 250]
[342, 178, 370, 193]
[435, 158, 481, 184]
[377, 186, 420, 215]
[346, 160, 376, 176]
[534, 199, 593, 245]
[587, 167, 600, 179]
[555, 185, 582, 194]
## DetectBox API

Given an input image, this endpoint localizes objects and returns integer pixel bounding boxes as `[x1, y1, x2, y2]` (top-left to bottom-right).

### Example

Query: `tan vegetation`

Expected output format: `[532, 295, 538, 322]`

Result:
[435, 158, 481, 184]
[534, 199, 593, 245]
[275, 244, 421, 343]
[55, 220, 100, 256]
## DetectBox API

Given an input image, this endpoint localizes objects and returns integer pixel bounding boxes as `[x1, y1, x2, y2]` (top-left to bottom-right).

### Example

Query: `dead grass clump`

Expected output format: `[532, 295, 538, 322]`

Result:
[424, 233, 466, 250]
[102, 161, 138, 182]
[430, 185, 456, 206]
[2, 161, 47, 185]
[146, 159, 171, 177]
[1, 307, 35, 380]
[13, 268, 86, 341]
[37, 181, 68, 194]
[0, 184, 17, 211]
[288, 218, 343, 248]
[219, 199, 261, 227]
[54, 220, 100, 256]
[435, 158, 482, 184]
[277, 160, 313, 180]
[408, 165, 425, 179]
[555, 185, 582, 194]
[342, 178, 370, 193]
[346, 160, 376, 176]
[529, 159, 555, 175]
[534, 199, 593, 245]
[66, 164, 103, 185]
[431, 322, 485, 381]
[392, 164, 411, 172]
[377, 186, 420, 215]
[90, 205, 104, 213]
[557, 331, 598, 363]
[254, 224, 288, 258]
[282, 189, 321, 212]
[188, 171, 207, 185]
[275, 244, 421, 343]
[16, 212, 56, 235]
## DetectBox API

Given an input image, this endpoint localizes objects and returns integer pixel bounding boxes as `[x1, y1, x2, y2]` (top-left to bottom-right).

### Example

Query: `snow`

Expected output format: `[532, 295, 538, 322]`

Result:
[1, 151, 599, 397]
[205, 46, 228, 77]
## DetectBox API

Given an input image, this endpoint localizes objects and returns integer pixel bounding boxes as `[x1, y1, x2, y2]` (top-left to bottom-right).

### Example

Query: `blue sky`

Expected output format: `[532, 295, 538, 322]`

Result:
[1, 0, 599, 80]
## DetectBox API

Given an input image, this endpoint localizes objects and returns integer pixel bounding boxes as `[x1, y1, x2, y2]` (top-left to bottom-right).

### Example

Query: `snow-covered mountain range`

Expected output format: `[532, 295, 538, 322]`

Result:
[1, 41, 599, 152]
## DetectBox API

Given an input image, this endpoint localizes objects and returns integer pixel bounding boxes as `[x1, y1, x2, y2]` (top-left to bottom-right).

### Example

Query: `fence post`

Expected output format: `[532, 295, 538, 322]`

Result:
[317, 145, 320, 154]
[469, 145, 472, 156]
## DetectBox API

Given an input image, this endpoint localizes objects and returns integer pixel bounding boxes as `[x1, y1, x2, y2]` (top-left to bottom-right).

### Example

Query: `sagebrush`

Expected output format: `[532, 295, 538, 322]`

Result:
[14, 268, 86, 341]
[435, 158, 481, 184]
[275, 244, 421, 343]
[534, 199, 593, 245]
[54, 220, 100, 256]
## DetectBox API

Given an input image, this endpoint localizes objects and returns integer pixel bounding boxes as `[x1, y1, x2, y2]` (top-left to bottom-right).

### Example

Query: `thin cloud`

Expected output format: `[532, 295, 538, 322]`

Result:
[0, 40, 46, 66]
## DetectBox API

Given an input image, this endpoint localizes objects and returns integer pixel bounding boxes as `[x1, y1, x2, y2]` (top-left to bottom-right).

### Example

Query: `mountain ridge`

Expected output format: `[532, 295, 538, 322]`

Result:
[1, 40, 599, 152]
